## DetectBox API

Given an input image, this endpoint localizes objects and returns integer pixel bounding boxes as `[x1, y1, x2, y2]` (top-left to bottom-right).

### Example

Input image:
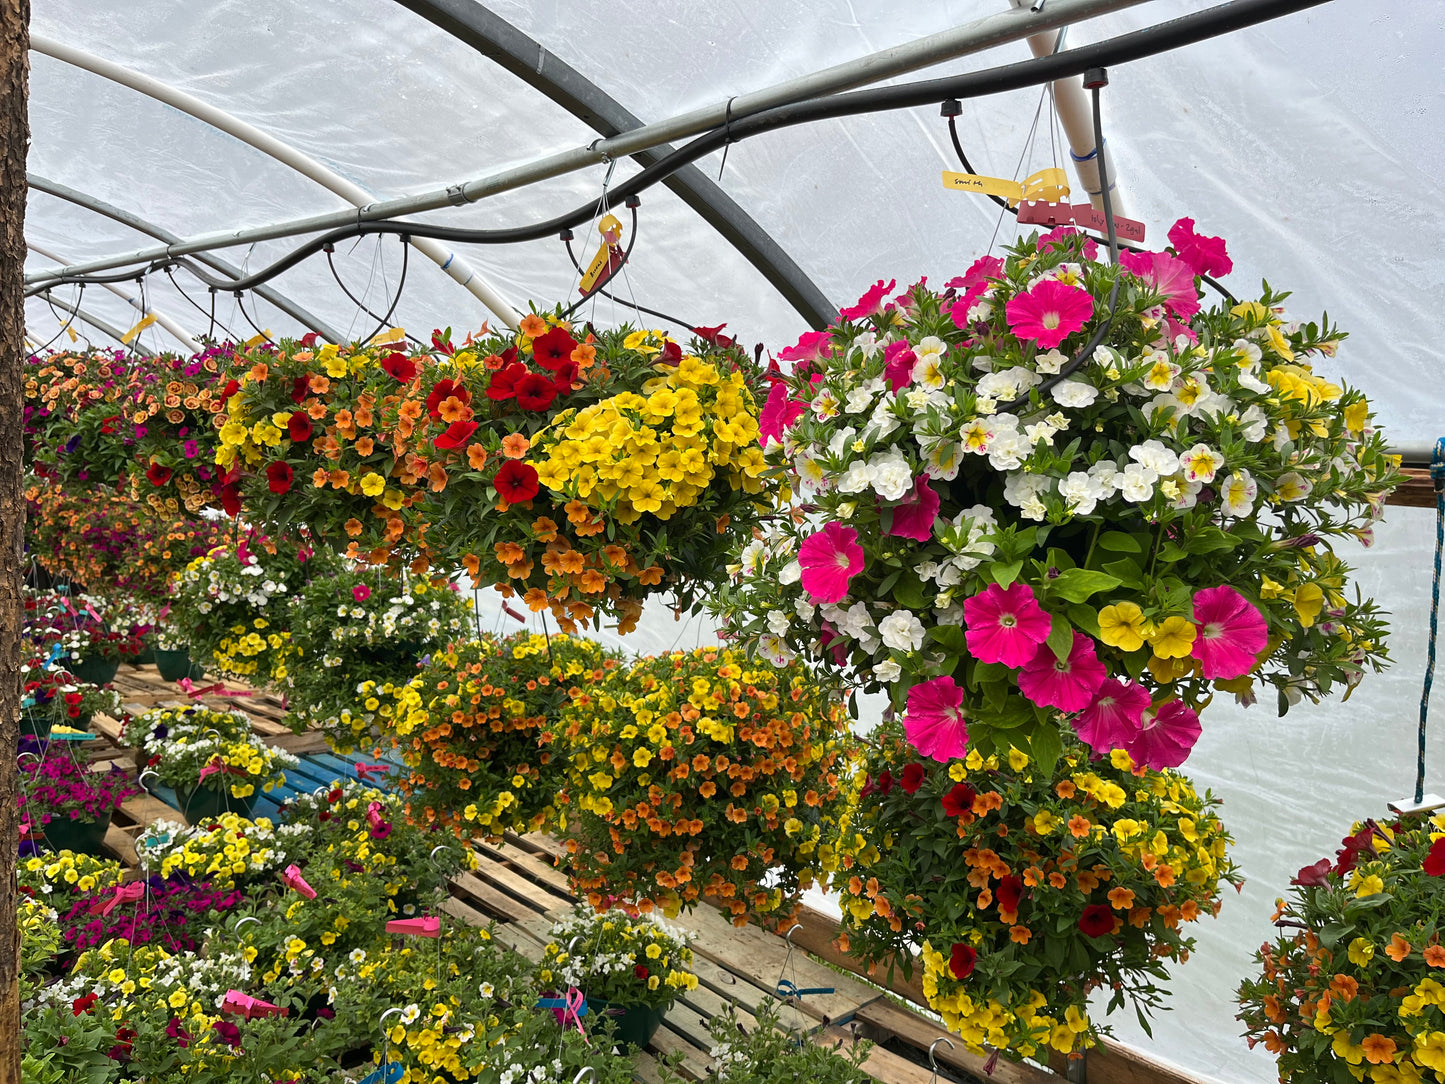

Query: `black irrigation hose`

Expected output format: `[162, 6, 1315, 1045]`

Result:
[561, 229, 700, 333]
[31, 0, 1324, 298]
[323, 240, 428, 349]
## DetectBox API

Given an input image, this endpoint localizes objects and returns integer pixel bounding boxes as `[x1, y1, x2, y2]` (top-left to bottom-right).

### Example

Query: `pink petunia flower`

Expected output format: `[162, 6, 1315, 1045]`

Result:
[886, 475, 940, 541]
[1073, 678, 1151, 754]
[903, 676, 969, 762]
[1124, 699, 1201, 769]
[1191, 585, 1267, 679]
[944, 254, 1004, 293]
[352, 584, 371, 602]
[839, 278, 898, 321]
[883, 340, 918, 391]
[777, 331, 834, 368]
[962, 583, 1052, 669]
[1004, 279, 1094, 349]
[1017, 633, 1107, 713]
[798, 521, 865, 603]
[758, 383, 805, 447]
[1168, 217, 1233, 278]
[819, 621, 849, 666]
[1118, 249, 1200, 321]
[1036, 225, 1098, 262]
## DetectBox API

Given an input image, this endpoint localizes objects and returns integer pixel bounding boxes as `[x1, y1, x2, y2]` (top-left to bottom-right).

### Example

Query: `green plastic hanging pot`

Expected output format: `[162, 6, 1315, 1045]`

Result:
[155, 648, 197, 682]
[40, 810, 113, 856]
[20, 711, 52, 741]
[589, 999, 668, 1051]
[68, 656, 120, 687]
[173, 784, 257, 822]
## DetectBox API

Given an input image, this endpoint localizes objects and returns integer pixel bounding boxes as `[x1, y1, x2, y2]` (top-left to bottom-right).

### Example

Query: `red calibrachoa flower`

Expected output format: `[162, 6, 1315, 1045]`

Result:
[381, 351, 417, 382]
[434, 420, 479, 451]
[286, 412, 313, 443]
[493, 460, 540, 504]
[514, 373, 558, 412]
[1077, 904, 1116, 938]
[949, 942, 977, 980]
[530, 327, 578, 370]
[486, 362, 527, 402]
[145, 462, 173, 486]
[425, 378, 469, 419]
[265, 462, 294, 495]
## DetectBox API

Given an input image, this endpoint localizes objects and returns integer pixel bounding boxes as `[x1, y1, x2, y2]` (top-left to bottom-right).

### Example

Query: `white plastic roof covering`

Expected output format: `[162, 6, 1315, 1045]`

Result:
[25, 2, 1445, 1080]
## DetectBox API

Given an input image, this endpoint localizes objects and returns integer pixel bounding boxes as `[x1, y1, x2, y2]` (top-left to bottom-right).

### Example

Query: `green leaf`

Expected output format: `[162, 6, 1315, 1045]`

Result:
[989, 560, 1023, 589]
[1028, 726, 1063, 776]
[1049, 568, 1122, 604]
[1102, 558, 1144, 589]
[1067, 604, 1101, 639]
[1046, 613, 1074, 663]
[894, 571, 927, 610]
[929, 625, 967, 655]
[1097, 531, 1143, 554]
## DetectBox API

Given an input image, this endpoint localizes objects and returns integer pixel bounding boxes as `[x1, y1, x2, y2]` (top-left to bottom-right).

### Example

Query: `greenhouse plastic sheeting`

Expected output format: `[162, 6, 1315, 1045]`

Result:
[25, 2, 1445, 1080]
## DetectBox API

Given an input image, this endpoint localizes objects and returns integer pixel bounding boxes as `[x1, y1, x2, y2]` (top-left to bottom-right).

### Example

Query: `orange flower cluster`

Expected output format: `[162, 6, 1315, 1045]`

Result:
[24, 482, 227, 602]
[548, 648, 858, 926]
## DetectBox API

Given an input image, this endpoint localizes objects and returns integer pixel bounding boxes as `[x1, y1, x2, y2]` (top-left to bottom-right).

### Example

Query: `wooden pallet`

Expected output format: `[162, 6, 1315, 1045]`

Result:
[83, 663, 1215, 1084]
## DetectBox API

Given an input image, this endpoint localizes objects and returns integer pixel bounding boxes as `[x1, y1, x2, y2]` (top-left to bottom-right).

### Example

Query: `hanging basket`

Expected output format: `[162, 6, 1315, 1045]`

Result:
[173, 784, 257, 823]
[155, 648, 202, 683]
[40, 809, 113, 856]
[67, 656, 120, 687]
[588, 999, 668, 1051]
[131, 645, 156, 667]
[20, 711, 52, 742]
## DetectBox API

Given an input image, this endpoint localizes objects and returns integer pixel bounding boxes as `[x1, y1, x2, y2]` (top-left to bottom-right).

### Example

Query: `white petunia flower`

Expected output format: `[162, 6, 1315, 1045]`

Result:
[878, 611, 926, 653]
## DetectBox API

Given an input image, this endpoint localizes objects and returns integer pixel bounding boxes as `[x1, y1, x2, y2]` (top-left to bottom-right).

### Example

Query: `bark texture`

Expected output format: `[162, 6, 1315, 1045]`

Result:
[0, 1, 28, 1081]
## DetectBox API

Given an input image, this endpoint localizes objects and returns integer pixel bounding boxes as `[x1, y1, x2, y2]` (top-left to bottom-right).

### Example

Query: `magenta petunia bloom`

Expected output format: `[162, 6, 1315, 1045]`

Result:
[903, 676, 969, 762]
[1004, 279, 1094, 349]
[352, 584, 371, 602]
[839, 278, 898, 321]
[1191, 585, 1268, 679]
[944, 254, 1004, 293]
[777, 330, 834, 366]
[758, 382, 805, 447]
[798, 521, 865, 603]
[883, 340, 918, 391]
[1073, 678, 1152, 754]
[1018, 633, 1107, 713]
[1118, 249, 1201, 321]
[1168, 217, 1233, 278]
[962, 582, 1052, 669]
[886, 475, 940, 541]
[1124, 699, 1201, 770]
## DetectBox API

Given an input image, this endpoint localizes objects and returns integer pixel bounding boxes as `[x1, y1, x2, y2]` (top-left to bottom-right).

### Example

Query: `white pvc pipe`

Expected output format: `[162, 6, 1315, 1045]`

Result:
[29, 241, 201, 351]
[30, 33, 523, 329]
[1007, 0, 1126, 216]
[25, 0, 1149, 286]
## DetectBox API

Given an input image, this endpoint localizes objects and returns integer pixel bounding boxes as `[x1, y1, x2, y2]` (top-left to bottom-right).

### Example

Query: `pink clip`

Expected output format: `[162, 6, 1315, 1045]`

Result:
[385, 916, 440, 938]
[221, 990, 288, 1020]
[281, 864, 317, 900]
[354, 763, 388, 782]
[501, 603, 527, 623]
[198, 758, 223, 782]
[89, 882, 144, 917]
[1016, 199, 1072, 227]
[561, 987, 588, 1042]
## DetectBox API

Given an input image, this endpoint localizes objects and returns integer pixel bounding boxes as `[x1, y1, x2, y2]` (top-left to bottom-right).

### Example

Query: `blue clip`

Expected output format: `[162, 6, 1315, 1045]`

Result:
[49, 731, 99, 742]
[357, 1065, 404, 1084]
[776, 980, 834, 999]
[44, 643, 63, 665]
[535, 996, 589, 1018]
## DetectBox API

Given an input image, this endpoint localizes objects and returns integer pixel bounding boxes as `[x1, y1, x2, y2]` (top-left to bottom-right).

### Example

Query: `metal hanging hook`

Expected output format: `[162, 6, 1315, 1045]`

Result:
[572, 1070, 596, 1084]
[929, 1037, 955, 1082]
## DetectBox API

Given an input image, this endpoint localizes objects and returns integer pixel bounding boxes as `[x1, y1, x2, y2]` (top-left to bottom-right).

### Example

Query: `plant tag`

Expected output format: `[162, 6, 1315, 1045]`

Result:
[357, 1065, 405, 1084]
[579, 214, 624, 294]
[120, 313, 158, 344]
[942, 167, 1069, 206]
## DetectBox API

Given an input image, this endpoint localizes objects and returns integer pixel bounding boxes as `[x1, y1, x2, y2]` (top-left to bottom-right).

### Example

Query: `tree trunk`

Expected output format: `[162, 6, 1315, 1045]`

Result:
[0, 0, 28, 1081]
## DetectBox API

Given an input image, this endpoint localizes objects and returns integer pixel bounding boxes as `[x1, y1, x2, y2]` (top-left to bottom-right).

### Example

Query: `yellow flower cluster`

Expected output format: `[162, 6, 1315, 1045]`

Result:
[533, 359, 766, 523]
[922, 941, 1092, 1057]
[20, 849, 125, 897]
[214, 619, 290, 679]
[143, 812, 285, 886]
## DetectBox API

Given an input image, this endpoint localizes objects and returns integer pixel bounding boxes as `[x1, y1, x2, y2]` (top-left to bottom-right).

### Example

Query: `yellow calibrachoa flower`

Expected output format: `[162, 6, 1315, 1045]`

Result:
[1148, 616, 1197, 659]
[1098, 601, 1148, 652]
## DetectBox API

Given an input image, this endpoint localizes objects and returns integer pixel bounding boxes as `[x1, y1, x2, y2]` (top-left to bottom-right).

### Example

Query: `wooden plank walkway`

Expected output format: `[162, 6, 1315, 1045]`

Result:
[72, 662, 1215, 1084]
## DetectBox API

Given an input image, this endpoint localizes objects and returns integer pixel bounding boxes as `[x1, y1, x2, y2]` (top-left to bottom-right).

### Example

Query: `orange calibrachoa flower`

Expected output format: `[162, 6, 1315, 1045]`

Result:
[384, 633, 620, 837]
[1241, 813, 1445, 1081]
[838, 737, 1236, 1062]
[550, 648, 857, 927]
